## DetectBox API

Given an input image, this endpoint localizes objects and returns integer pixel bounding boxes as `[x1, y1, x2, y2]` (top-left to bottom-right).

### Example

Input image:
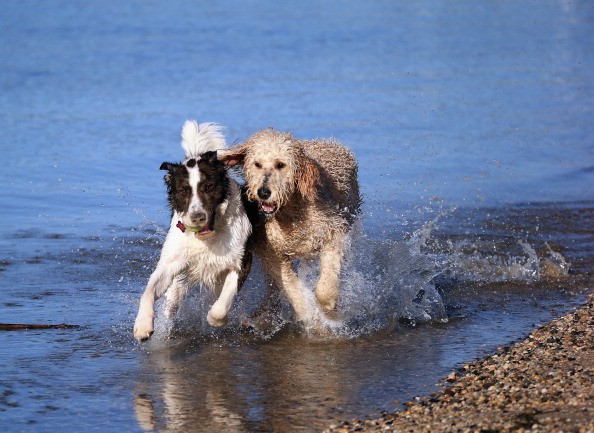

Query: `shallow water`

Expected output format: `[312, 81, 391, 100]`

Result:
[1, 1, 593, 432]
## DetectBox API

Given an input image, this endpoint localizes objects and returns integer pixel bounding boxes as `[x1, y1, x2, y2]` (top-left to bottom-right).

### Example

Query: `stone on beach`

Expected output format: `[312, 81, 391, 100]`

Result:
[325, 294, 594, 433]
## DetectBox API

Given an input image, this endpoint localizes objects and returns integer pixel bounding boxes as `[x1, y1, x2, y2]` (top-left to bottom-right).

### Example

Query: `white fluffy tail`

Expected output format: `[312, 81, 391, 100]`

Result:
[181, 120, 227, 158]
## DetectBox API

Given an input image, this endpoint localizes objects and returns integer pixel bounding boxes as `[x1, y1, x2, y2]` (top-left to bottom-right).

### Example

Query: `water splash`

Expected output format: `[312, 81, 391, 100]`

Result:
[142, 217, 448, 341]
[434, 237, 571, 284]
[309, 220, 447, 337]
[117, 187, 169, 240]
[135, 206, 574, 342]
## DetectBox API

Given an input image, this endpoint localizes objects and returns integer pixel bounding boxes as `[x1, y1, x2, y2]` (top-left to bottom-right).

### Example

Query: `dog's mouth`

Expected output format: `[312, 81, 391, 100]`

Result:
[177, 221, 215, 239]
[193, 226, 215, 239]
[259, 202, 277, 216]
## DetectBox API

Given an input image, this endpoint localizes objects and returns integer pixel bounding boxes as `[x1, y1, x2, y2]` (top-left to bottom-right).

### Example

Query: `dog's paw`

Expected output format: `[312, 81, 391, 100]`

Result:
[302, 317, 340, 338]
[315, 283, 338, 312]
[319, 307, 341, 322]
[133, 315, 154, 341]
[207, 308, 229, 327]
[315, 294, 337, 312]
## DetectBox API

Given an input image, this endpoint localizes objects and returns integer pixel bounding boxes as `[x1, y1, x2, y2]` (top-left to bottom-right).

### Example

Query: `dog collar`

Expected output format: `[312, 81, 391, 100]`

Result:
[176, 221, 203, 233]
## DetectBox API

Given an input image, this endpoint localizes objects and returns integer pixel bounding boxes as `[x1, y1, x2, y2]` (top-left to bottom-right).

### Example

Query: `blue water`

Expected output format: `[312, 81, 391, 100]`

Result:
[1, 1, 593, 432]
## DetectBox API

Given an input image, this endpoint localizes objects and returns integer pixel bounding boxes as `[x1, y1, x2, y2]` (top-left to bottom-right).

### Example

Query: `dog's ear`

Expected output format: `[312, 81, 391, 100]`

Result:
[201, 150, 223, 166]
[160, 162, 178, 185]
[218, 145, 246, 167]
[297, 156, 319, 200]
[160, 162, 177, 171]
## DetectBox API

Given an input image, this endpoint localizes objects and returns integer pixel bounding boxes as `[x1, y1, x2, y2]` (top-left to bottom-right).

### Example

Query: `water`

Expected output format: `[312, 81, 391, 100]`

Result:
[1, 1, 593, 432]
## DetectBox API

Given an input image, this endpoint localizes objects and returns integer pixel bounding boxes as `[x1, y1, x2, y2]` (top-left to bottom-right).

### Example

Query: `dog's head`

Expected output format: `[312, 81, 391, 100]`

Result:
[219, 128, 318, 217]
[160, 151, 229, 239]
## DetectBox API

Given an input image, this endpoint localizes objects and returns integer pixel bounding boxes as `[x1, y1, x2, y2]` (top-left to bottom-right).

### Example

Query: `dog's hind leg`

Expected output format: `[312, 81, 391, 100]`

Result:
[266, 258, 310, 322]
[164, 276, 187, 319]
[238, 250, 253, 289]
[241, 279, 283, 334]
[207, 270, 239, 327]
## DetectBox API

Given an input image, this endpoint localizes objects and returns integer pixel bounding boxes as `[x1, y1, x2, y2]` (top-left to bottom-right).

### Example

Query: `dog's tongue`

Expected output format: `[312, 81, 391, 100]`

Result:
[262, 203, 275, 213]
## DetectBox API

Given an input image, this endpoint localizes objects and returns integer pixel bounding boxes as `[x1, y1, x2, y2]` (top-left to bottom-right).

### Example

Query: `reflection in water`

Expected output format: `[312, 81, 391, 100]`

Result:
[133, 292, 586, 432]
[133, 336, 351, 433]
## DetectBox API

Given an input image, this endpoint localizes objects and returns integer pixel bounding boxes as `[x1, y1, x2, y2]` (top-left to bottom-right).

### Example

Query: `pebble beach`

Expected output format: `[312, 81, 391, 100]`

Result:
[325, 293, 594, 433]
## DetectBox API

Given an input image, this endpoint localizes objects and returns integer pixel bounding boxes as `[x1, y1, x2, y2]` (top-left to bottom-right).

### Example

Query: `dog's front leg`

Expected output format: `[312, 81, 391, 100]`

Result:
[265, 258, 310, 322]
[207, 270, 239, 327]
[316, 246, 342, 312]
[134, 261, 185, 341]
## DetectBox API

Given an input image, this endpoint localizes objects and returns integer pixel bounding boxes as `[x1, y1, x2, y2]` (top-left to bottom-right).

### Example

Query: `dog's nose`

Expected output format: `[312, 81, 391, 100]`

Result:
[257, 187, 271, 200]
[191, 212, 207, 225]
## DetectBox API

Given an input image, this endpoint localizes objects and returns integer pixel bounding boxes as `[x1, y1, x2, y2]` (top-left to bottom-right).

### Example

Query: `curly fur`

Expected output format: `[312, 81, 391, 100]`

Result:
[220, 128, 360, 323]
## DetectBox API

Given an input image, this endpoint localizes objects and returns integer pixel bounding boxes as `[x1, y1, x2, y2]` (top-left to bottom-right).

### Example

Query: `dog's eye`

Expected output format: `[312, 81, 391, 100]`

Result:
[254, 162, 262, 169]
[179, 187, 190, 197]
[203, 182, 213, 192]
[275, 162, 286, 170]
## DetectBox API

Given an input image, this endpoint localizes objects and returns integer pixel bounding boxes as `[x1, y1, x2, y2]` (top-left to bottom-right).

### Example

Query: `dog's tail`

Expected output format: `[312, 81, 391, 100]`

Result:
[181, 120, 227, 158]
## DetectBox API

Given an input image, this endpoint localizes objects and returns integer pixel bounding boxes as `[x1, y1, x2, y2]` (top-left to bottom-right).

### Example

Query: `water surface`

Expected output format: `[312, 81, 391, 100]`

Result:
[1, 1, 593, 432]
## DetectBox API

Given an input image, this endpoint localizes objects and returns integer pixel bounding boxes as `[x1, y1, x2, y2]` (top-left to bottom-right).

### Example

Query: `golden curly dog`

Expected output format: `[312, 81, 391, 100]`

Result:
[220, 128, 361, 324]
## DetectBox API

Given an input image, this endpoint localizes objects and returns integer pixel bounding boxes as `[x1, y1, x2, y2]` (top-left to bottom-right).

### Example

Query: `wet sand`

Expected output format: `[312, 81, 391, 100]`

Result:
[325, 293, 594, 433]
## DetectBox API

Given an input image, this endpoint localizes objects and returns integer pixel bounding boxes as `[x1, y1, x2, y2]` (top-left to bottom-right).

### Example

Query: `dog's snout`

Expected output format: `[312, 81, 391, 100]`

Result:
[191, 212, 207, 225]
[257, 187, 271, 200]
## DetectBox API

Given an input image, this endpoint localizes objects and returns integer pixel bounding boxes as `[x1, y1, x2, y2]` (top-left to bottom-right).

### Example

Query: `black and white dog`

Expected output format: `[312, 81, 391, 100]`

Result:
[133, 120, 252, 341]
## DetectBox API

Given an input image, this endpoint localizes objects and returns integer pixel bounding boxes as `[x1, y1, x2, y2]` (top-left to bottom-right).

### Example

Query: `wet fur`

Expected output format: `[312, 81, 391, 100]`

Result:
[220, 128, 360, 323]
[133, 121, 252, 341]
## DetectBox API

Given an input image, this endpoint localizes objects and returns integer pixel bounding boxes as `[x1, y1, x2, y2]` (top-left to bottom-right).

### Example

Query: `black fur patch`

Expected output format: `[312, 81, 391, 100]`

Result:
[197, 153, 229, 230]
[160, 151, 229, 222]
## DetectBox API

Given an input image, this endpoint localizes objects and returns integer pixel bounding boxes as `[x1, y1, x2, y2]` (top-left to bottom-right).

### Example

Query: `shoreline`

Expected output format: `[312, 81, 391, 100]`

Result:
[325, 293, 594, 433]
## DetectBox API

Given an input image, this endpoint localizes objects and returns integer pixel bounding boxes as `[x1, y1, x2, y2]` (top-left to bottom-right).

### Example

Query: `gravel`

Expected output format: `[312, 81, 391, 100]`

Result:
[324, 294, 594, 433]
